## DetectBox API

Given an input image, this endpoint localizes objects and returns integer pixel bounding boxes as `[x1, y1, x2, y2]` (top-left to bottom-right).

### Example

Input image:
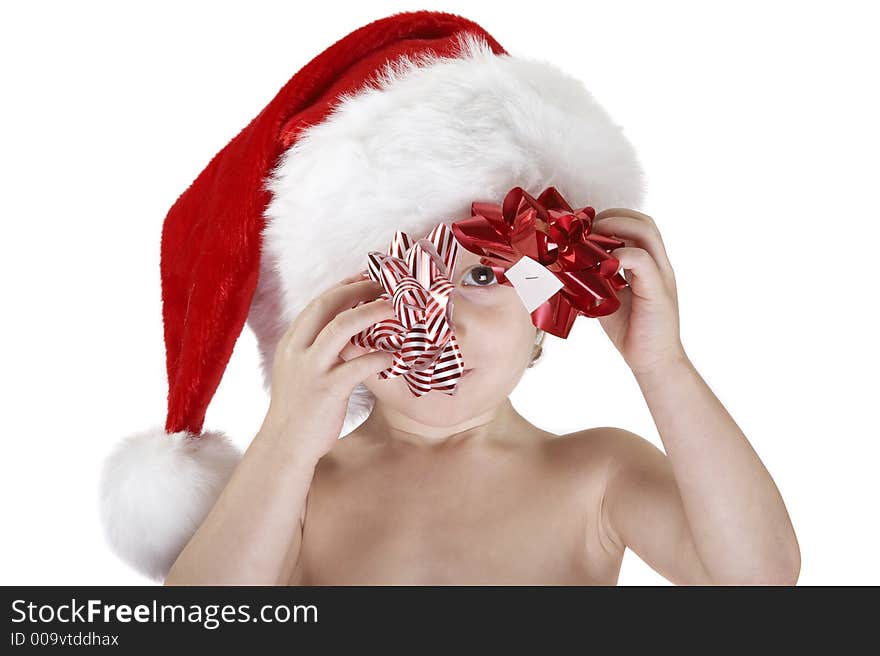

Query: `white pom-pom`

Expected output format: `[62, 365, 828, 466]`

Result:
[98, 427, 242, 582]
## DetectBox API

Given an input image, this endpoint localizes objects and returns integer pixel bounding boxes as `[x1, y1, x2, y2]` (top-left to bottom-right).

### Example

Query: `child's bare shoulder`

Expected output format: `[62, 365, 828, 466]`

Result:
[550, 426, 660, 472]
[552, 427, 671, 510]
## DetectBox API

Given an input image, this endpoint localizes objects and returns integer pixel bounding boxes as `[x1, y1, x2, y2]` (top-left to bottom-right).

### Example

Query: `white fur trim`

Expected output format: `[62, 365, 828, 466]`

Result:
[250, 32, 646, 430]
[98, 427, 241, 582]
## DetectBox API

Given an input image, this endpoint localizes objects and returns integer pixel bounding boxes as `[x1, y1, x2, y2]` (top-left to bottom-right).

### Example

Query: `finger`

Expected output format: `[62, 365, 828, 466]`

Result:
[338, 336, 380, 363]
[610, 246, 665, 301]
[310, 296, 397, 369]
[592, 215, 676, 292]
[328, 349, 395, 391]
[339, 339, 367, 362]
[594, 209, 670, 260]
[331, 269, 371, 288]
[283, 278, 385, 351]
[595, 207, 654, 222]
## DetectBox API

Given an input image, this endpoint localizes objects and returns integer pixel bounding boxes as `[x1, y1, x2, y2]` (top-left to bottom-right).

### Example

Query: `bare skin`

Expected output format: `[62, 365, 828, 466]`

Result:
[287, 402, 621, 585]
[166, 211, 800, 586]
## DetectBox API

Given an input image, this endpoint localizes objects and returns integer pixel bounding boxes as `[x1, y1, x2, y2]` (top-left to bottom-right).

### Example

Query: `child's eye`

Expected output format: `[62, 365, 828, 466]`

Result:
[461, 265, 498, 287]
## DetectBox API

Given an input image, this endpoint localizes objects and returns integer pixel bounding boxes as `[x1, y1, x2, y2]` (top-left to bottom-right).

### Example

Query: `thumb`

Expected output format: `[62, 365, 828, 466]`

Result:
[611, 247, 662, 300]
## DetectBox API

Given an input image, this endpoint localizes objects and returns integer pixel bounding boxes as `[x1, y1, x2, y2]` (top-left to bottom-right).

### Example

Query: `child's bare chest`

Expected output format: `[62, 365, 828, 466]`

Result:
[288, 437, 623, 585]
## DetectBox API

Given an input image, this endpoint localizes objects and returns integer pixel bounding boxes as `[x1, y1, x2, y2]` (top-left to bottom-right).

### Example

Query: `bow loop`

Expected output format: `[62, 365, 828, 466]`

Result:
[351, 222, 465, 397]
[451, 186, 627, 338]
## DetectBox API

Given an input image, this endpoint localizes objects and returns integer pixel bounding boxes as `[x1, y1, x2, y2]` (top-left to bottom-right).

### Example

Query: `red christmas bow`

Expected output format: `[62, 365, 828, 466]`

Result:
[350, 222, 466, 397]
[450, 186, 628, 339]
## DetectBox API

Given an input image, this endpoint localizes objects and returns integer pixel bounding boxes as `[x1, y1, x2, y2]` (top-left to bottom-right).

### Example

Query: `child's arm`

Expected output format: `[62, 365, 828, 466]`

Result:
[586, 208, 800, 585]
[164, 274, 396, 585]
[598, 355, 800, 585]
[163, 423, 318, 585]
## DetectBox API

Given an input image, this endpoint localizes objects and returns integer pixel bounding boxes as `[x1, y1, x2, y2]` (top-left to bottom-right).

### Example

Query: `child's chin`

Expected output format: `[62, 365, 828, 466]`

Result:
[369, 369, 481, 410]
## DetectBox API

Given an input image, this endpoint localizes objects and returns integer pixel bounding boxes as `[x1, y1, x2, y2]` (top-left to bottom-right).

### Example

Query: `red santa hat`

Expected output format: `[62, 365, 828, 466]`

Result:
[99, 10, 645, 582]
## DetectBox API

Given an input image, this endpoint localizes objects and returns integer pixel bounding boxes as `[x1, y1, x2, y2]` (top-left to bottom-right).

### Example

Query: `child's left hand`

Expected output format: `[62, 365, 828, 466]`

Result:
[590, 208, 686, 376]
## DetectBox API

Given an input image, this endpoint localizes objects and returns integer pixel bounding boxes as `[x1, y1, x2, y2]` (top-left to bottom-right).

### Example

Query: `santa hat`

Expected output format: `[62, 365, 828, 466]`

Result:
[99, 10, 645, 582]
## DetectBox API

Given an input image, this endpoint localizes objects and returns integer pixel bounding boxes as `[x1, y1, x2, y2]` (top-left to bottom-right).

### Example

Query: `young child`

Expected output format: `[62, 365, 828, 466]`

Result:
[164, 216, 800, 585]
[100, 11, 800, 585]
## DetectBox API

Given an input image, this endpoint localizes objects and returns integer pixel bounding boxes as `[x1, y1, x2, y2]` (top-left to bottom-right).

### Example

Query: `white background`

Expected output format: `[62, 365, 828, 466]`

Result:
[1, 0, 877, 585]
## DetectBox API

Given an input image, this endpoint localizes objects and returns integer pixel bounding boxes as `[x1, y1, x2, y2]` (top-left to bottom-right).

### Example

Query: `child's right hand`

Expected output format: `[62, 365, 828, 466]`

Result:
[260, 272, 396, 464]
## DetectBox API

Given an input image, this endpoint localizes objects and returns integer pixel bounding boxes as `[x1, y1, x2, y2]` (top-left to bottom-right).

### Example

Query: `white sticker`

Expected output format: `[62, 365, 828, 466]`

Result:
[504, 255, 564, 313]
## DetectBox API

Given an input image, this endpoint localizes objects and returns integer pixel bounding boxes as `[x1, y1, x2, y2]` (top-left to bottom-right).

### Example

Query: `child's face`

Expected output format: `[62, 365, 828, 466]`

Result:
[358, 247, 538, 426]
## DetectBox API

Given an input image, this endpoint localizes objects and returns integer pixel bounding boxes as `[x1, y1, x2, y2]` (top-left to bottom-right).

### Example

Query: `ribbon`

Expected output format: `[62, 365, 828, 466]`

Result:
[350, 222, 466, 397]
[450, 186, 628, 338]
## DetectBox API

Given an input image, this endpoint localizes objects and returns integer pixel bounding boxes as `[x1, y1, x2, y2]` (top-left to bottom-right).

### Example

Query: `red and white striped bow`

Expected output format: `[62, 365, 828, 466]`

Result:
[350, 222, 466, 397]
